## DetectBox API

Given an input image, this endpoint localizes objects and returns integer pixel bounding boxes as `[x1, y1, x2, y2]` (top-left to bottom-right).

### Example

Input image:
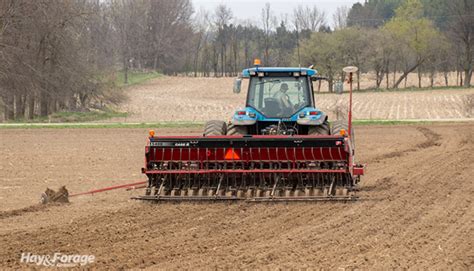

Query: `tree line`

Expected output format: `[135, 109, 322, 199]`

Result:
[0, 0, 194, 121]
[0, 0, 472, 121]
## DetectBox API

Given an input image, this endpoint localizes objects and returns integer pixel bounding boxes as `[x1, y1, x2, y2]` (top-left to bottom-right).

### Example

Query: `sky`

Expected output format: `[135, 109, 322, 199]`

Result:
[191, 0, 364, 27]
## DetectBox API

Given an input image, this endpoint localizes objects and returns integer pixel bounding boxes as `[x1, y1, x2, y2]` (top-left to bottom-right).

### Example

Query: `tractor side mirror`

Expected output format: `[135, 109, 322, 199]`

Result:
[233, 78, 242, 94]
[334, 81, 344, 94]
[311, 76, 328, 81]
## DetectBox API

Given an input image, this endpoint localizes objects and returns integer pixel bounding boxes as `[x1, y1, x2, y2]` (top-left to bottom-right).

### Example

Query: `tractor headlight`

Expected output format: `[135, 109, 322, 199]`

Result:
[299, 112, 306, 118]
[249, 112, 256, 118]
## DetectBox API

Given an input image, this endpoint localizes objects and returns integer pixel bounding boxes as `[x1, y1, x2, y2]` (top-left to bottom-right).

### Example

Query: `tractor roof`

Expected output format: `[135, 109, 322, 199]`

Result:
[241, 67, 317, 78]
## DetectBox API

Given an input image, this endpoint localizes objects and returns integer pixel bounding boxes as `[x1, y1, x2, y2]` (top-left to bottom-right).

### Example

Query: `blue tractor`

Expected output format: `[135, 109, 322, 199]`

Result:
[203, 63, 339, 136]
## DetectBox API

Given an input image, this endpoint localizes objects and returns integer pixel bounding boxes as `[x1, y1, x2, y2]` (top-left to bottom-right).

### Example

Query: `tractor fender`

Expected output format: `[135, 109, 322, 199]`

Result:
[232, 108, 257, 125]
[296, 112, 327, 126]
[232, 119, 256, 125]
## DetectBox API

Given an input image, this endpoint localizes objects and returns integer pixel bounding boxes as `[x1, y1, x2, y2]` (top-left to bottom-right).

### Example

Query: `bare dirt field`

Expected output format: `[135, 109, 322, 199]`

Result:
[116, 76, 474, 123]
[1, 123, 473, 269]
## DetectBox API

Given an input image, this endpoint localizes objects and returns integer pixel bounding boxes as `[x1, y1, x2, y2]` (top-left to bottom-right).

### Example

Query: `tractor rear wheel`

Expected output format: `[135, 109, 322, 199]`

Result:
[308, 120, 330, 135]
[203, 120, 227, 136]
[227, 124, 248, 135]
[331, 120, 355, 148]
[330, 120, 350, 136]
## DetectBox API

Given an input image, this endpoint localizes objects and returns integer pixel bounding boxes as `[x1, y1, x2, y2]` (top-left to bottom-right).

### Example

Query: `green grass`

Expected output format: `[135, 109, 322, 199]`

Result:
[353, 119, 472, 125]
[1, 119, 470, 130]
[0, 121, 204, 129]
[315, 84, 473, 95]
[359, 85, 472, 93]
[352, 120, 436, 125]
[116, 70, 161, 87]
[49, 110, 128, 123]
[8, 110, 128, 124]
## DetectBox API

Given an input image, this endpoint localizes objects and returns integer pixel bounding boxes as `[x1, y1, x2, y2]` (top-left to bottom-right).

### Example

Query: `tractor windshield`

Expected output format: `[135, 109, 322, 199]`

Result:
[247, 76, 310, 118]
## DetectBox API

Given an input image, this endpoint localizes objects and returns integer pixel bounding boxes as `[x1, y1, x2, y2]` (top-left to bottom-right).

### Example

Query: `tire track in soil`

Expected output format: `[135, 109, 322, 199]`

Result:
[0, 204, 49, 219]
[0, 186, 70, 219]
[343, 126, 473, 269]
[367, 126, 441, 163]
[0, 202, 70, 220]
[362, 126, 442, 194]
[388, 134, 471, 268]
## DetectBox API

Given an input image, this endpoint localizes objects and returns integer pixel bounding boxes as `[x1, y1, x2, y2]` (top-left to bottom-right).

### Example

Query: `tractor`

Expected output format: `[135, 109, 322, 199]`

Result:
[136, 61, 364, 202]
[205, 64, 332, 137]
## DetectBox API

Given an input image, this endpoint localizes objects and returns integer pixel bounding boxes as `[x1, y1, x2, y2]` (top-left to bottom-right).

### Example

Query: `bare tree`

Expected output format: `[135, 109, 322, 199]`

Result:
[192, 8, 211, 77]
[146, 0, 194, 73]
[0, 1, 124, 121]
[446, 0, 473, 87]
[261, 3, 275, 65]
[364, 29, 394, 88]
[110, 0, 144, 83]
[293, 5, 326, 32]
[333, 6, 349, 30]
[214, 4, 232, 76]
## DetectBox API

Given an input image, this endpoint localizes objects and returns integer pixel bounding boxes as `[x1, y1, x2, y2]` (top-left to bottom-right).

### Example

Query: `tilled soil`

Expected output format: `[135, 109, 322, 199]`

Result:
[0, 124, 473, 269]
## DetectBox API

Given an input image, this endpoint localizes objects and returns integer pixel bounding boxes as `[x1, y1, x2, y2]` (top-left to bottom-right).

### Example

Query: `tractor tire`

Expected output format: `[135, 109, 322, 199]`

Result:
[227, 124, 248, 135]
[330, 120, 349, 136]
[203, 120, 227, 136]
[331, 120, 355, 149]
[308, 120, 330, 135]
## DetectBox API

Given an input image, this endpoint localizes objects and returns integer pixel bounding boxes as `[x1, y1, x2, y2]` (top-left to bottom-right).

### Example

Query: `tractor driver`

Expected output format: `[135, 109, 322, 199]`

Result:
[273, 83, 293, 112]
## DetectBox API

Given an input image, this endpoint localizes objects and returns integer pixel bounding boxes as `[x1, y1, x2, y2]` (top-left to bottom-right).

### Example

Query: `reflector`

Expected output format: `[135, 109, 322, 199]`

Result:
[224, 148, 240, 160]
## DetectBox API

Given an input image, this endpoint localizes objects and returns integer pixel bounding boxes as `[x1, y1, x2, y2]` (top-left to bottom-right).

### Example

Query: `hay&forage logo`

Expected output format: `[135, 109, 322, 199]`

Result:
[21, 252, 95, 267]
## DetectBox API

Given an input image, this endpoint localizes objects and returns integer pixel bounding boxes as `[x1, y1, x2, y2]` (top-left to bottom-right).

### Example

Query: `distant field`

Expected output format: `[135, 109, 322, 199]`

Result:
[115, 76, 474, 123]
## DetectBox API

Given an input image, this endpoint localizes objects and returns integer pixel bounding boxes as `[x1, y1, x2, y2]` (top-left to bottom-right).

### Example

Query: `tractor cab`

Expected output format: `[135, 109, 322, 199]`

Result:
[231, 63, 328, 135]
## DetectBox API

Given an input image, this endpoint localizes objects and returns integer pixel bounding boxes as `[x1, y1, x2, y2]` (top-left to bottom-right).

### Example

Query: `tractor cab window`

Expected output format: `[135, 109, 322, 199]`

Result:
[247, 76, 310, 118]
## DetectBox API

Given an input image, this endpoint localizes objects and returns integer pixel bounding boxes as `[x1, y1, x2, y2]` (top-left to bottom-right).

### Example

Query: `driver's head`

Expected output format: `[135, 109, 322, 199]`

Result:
[280, 83, 289, 93]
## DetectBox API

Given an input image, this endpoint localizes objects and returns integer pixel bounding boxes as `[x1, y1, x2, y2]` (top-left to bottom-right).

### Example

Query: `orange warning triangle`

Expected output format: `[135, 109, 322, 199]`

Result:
[224, 148, 240, 160]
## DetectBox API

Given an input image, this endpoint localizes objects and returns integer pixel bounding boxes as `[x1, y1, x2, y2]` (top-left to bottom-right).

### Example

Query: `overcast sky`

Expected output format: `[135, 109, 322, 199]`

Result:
[191, 0, 363, 27]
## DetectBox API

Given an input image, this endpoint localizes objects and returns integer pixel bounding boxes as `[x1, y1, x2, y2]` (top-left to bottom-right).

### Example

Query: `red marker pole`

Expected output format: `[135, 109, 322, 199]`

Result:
[348, 72, 353, 138]
[343, 66, 358, 139]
